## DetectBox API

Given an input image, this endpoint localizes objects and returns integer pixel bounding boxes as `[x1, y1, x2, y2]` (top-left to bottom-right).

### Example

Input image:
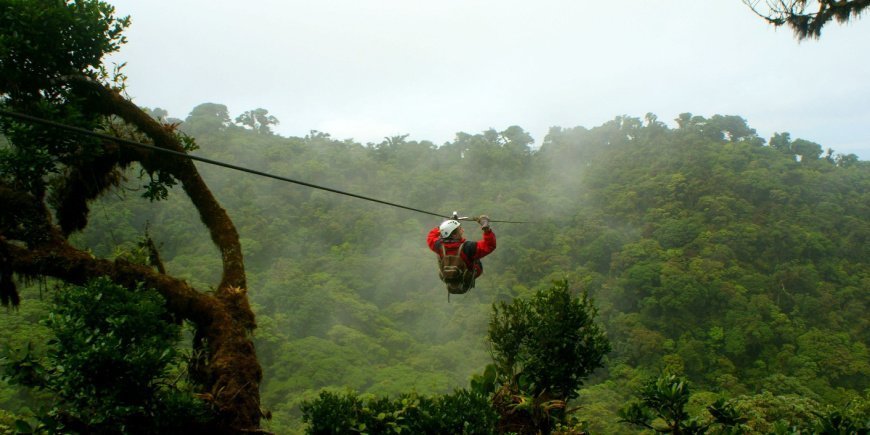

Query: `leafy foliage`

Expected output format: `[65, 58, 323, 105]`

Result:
[485, 280, 610, 433]
[46, 108, 863, 432]
[620, 375, 700, 433]
[0, 0, 128, 196]
[619, 374, 750, 434]
[2, 278, 212, 433]
[2, 1, 261, 430]
[300, 280, 609, 435]
[235, 108, 279, 135]
[489, 280, 610, 402]
[0, 0, 129, 90]
[300, 389, 496, 434]
[619, 375, 870, 434]
[3, 91, 867, 432]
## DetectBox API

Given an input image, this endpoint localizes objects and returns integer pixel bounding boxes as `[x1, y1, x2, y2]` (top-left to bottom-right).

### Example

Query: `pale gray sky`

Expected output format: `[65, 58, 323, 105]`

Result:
[108, 1, 870, 159]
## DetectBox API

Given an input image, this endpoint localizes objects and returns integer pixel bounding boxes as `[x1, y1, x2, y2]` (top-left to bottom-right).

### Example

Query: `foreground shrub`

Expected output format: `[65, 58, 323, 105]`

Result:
[301, 389, 497, 434]
[3, 278, 213, 433]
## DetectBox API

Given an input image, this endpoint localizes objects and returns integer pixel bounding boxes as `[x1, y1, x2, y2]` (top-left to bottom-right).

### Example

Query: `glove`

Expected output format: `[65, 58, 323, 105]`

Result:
[477, 215, 490, 230]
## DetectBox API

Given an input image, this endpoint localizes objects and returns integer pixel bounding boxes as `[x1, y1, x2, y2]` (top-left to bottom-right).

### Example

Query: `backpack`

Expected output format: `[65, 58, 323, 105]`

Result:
[438, 241, 475, 295]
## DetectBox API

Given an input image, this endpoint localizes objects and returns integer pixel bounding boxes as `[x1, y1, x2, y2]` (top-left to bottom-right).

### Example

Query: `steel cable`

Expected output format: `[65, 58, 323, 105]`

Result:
[0, 109, 530, 223]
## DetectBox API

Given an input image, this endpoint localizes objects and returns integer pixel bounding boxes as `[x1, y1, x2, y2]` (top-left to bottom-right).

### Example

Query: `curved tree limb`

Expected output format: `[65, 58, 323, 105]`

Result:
[0, 231, 263, 432]
[66, 76, 248, 300]
[1, 76, 264, 431]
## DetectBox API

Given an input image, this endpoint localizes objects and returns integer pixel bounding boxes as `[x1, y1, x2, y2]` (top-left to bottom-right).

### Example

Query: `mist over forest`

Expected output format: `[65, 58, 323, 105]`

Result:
[1, 1, 869, 433]
[6, 101, 867, 432]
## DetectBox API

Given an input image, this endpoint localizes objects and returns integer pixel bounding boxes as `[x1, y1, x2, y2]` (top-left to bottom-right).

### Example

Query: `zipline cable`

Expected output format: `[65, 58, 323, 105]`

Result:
[0, 109, 531, 224]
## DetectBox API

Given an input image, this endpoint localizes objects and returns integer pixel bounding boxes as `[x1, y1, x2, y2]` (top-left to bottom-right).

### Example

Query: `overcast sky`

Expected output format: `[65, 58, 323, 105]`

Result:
[108, 1, 870, 159]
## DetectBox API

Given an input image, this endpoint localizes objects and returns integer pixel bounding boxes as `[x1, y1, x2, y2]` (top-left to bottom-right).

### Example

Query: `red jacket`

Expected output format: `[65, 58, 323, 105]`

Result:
[427, 226, 496, 277]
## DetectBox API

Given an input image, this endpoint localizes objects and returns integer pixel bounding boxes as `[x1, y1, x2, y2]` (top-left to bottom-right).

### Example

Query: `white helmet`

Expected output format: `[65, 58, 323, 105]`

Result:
[439, 220, 461, 238]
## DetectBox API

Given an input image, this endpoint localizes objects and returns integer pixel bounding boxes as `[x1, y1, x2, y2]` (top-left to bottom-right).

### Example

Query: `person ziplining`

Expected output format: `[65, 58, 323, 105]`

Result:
[0, 110, 520, 301]
[427, 214, 496, 296]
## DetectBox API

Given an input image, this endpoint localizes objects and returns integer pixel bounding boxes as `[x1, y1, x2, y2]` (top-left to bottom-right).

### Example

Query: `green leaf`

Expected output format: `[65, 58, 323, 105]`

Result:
[14, 419, 33, 433]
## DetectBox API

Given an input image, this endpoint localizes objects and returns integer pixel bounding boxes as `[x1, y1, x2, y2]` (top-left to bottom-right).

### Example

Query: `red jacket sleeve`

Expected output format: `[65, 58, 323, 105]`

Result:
[473, 229, 496, 260]
[427, 227, 441, 252]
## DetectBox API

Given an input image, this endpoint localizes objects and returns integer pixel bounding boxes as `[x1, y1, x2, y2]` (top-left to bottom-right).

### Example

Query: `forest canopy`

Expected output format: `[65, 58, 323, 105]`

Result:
[4, 99, 867, 432]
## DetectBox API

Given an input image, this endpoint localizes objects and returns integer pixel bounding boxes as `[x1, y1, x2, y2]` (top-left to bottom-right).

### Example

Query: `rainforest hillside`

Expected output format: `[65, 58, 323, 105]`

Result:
[3, 108, 868, 432]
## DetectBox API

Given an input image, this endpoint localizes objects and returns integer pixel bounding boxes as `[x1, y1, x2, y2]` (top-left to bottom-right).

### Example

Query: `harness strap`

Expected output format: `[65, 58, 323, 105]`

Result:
[437, 240, 473, 301]
[438, 240, 464, 259]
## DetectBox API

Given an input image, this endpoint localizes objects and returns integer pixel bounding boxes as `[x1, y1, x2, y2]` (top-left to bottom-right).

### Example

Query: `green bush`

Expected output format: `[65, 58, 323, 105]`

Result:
[488, 280, 611, 402]
[3, 278, 212, 433]
[300, 389, 496, 434]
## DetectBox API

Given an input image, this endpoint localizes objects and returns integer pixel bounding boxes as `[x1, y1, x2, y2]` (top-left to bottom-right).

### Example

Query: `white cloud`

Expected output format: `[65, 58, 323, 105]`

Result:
[109, 0, 870, 158]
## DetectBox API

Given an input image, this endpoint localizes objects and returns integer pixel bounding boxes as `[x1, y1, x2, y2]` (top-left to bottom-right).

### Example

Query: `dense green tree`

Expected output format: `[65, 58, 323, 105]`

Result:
[0, 0, 261, 431]
[488, 280, 610, 403]
[791, 138, 824, 162]
[235, 108, 279, 135]
[488, 280, 610, 433]
[613, 374, 861, 435]
[4, 278, 212, 433]
[619, 375, 724, 434]
[770, 131, 793, 153]
[183, 103, 232, 136]
[300, 389, 497, 435]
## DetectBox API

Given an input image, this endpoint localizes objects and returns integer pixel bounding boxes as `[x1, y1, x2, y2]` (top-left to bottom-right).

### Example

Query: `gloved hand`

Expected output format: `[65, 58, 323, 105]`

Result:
[477, 215, 490, 230]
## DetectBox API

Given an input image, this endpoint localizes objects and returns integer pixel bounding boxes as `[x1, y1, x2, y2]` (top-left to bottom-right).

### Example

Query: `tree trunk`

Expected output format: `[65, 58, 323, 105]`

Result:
[1, 78, 264, 432]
